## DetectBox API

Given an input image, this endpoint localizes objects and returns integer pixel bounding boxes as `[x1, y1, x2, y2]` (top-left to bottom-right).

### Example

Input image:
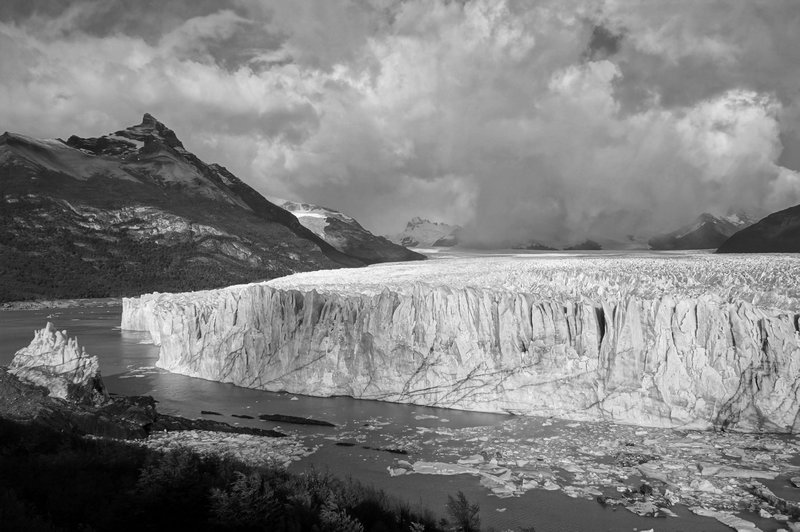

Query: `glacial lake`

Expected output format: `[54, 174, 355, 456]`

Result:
[2, 304, 786, 532]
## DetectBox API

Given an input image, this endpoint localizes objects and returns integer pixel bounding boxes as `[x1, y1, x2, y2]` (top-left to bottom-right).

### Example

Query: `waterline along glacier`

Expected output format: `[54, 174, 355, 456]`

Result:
[122, 254, 800, 432]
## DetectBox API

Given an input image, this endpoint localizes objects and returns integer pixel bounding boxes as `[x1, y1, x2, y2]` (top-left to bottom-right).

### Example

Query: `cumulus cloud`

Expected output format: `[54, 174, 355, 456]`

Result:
[1, 0, 799, 244]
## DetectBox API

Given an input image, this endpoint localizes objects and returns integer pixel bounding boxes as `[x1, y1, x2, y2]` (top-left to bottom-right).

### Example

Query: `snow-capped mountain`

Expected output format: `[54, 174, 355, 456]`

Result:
[648, 212, 756, 250]
[389, 217, 461, 247]
[277, 200, 422, 263]
[0, 114, 421, 302]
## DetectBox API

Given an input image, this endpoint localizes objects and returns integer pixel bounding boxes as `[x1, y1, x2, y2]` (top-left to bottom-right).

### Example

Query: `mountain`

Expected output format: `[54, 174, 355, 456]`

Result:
[717, 205, 800, 252]
[648, 212, 755, 250]
[389, 217, 461, 247]
[564, 239, 602, 251]
[510, 240, 557, 251]
[277, 200, 423, 263]
[0, 114, 418, 302]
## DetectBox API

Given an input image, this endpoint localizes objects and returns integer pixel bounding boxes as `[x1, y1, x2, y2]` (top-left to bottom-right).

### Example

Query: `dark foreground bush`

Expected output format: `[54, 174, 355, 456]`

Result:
[446, 491, 481, 532]
[0, 418, 446, 531]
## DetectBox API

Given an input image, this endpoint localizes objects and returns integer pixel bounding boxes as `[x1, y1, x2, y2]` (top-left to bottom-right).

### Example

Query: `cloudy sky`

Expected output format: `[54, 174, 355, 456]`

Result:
[2, 0, 800, 245]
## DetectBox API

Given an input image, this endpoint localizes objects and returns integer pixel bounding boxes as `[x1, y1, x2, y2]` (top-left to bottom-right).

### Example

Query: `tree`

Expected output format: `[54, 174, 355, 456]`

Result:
[445, 491, 480, 532]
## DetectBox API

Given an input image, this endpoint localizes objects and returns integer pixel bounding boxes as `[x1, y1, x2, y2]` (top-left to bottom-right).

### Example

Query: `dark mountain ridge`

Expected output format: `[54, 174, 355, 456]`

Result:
[717, 204, 800, 253]
[0, 114, 420, 302]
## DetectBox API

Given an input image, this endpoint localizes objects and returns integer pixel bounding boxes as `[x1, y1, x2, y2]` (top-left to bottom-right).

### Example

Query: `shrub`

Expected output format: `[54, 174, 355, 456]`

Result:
[320, 495, 365, 532]
[210, 471, 277, 527]
[445, 491, 480, 532]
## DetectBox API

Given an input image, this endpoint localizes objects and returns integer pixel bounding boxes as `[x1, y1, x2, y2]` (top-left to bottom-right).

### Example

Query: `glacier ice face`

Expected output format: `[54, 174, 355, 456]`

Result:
[122, 255, 800, 432]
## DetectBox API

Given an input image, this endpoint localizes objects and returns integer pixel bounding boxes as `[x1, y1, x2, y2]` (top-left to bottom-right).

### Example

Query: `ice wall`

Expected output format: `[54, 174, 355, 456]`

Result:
[122, 255, 800, 432]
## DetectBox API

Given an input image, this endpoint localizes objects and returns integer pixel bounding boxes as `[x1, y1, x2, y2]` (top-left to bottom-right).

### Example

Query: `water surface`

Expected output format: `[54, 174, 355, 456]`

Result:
[0, 305, 750, 531]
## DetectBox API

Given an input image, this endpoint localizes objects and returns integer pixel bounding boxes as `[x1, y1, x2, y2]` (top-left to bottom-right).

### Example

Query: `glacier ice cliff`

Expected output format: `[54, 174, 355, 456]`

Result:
[122, 255, 800, 432]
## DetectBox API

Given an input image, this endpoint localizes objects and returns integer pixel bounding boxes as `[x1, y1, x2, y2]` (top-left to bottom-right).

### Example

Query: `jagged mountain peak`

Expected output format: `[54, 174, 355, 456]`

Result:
[116, 113, 184, 150]
[141, 112, 160, 124]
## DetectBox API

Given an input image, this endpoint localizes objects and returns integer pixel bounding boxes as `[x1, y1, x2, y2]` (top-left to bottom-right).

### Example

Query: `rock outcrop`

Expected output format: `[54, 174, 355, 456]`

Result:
[9, 322, 109, 406]
[122, 255, 800, 433]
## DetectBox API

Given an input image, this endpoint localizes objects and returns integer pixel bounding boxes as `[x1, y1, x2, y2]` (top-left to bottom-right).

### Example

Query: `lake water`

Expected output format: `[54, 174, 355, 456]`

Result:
[1, 305, 770, 531]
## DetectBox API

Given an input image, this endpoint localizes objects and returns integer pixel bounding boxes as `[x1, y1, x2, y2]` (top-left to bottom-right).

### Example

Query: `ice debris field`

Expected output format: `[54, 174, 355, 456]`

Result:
[121, 253, 800, 530]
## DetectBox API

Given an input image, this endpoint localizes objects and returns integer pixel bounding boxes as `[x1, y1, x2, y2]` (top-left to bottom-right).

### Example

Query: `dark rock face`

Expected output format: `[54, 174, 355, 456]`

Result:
[649, 213, 753, 250]
[0, 367, 156, 439]
[0, 114, 402, 302]
[0, 368, 283, 439]
[717, 205, 800, 253]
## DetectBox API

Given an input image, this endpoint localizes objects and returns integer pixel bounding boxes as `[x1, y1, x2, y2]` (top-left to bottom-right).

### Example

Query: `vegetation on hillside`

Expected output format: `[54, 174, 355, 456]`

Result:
[0, 418, 496, 531]
[0, 172, 339, 303]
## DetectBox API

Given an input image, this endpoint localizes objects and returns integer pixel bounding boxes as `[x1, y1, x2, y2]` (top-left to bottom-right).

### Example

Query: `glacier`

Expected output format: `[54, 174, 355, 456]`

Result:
[122, 254, 800, 432]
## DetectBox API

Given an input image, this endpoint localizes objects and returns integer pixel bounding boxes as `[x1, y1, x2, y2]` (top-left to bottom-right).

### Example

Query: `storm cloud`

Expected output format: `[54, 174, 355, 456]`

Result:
[2, 0, 800, 245]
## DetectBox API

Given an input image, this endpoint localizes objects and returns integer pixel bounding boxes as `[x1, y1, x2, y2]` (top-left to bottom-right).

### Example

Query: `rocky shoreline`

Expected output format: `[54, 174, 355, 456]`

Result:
[0, 323, 286, 442]
[0, 297, 122, 311]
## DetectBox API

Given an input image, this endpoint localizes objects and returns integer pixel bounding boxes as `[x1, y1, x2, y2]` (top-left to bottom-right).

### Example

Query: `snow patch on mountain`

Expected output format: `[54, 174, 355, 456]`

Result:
[389, 217, 461, 247]
[0, 132, 138, 182]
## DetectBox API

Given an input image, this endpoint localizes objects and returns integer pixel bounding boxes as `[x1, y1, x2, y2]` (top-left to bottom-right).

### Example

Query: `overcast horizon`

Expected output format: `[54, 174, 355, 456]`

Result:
[2, 0, 800, 245]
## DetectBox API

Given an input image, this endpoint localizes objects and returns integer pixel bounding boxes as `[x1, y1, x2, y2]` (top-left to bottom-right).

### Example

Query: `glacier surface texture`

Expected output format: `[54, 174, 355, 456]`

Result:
[122, 254, 800, 432]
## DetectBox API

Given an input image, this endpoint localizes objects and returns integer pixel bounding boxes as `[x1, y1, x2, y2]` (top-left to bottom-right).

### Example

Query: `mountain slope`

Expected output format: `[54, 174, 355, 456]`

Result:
[0, 114, 388, 302]
[648, 212, 754, 250]
[278, 200, 423, 263]
[717, 205, 800, 252]
[389, 217, 461, 247]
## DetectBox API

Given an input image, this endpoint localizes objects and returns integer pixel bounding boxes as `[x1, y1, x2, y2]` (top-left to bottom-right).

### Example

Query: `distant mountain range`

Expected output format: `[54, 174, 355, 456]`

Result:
[387, 211, 774, 253]
[387, 217, 461, 247]
[0, 114, 421, 302]
[649, 212, 755, 250]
